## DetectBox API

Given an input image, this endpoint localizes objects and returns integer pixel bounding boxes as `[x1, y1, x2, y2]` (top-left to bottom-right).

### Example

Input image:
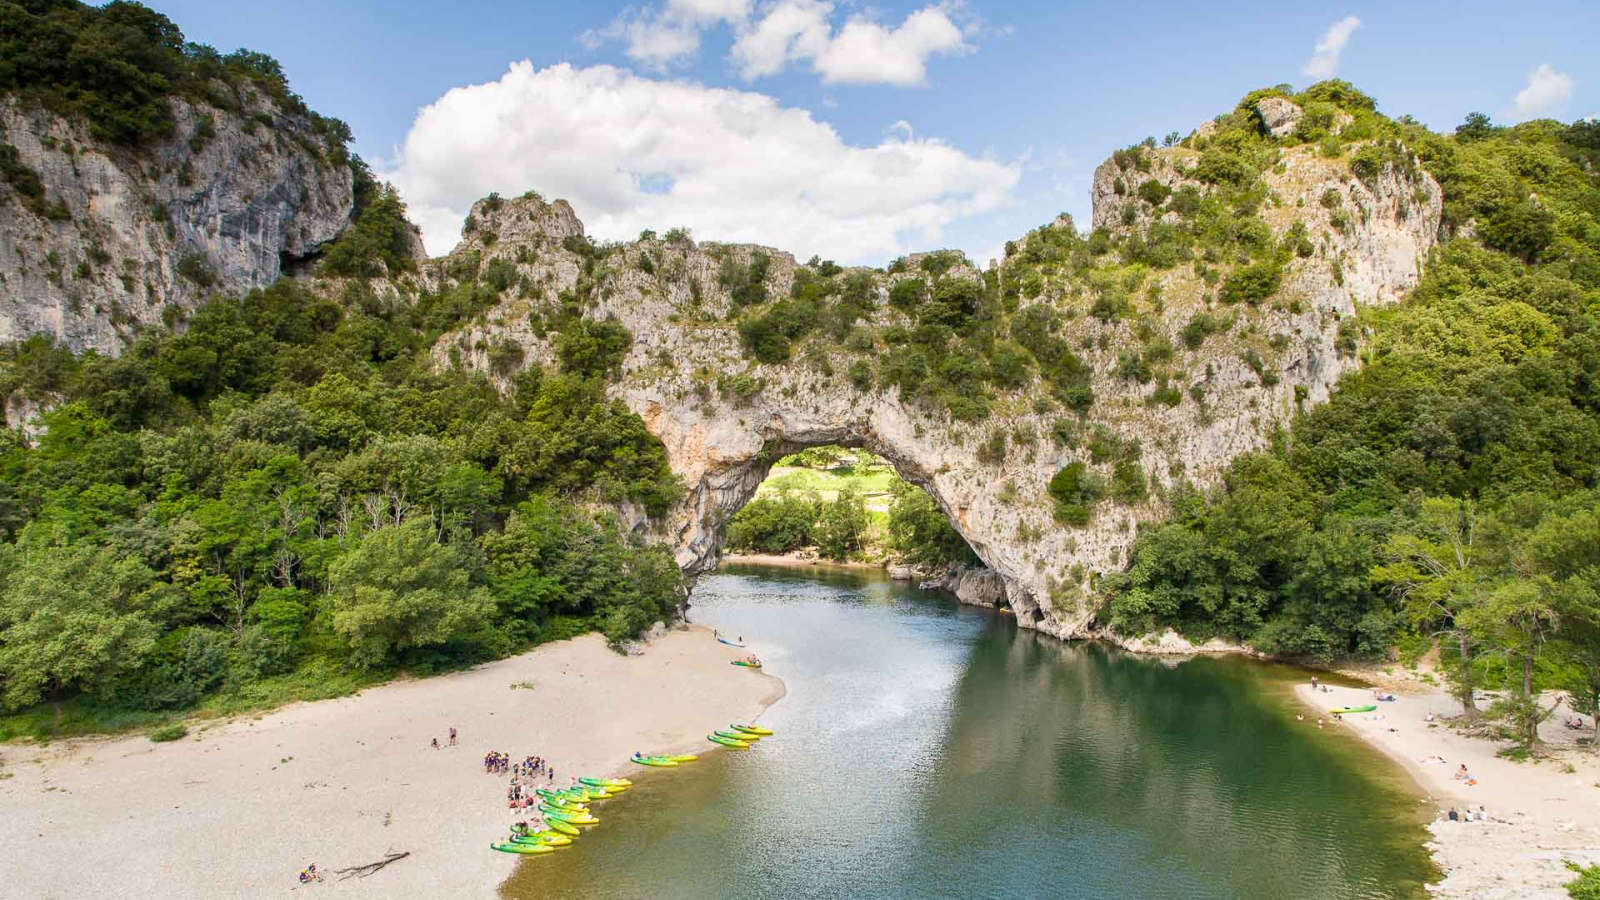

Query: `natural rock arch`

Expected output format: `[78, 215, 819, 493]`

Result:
[433, 120, 1442, 641]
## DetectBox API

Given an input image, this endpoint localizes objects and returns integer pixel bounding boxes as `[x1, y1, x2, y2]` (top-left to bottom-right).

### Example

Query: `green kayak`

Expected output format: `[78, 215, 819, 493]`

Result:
[731, 724, 774, 736]
[544, 819, 580, 836]
[708, 733, 749, 748]
[1330, 704, 1377, 714]
[631, 755, 679, 767]
[579, 776, 633, 788]
[491, 841, 553, 855]
[539, 804, 598, 824]
[714, 729, 758, 742]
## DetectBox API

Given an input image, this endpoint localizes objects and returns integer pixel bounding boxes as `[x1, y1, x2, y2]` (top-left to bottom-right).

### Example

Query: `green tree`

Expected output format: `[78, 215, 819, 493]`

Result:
[0, 542, 159, 711]
[815, 487, 869, 561]
[325, 521, 495, 668]
[886, 480, 975, 567]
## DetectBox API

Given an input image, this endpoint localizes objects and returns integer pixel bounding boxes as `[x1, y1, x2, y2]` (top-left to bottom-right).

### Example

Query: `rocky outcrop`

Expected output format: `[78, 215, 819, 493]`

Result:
[433, 135, 1441, 642]
[0, 89, 354, 353]
[923, 564, 1008, 608]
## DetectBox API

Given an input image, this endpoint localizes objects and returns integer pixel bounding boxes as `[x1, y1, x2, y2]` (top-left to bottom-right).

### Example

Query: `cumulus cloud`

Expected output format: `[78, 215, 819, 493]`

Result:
[379, 62, 1020, 263]
[590, 0, 973, 86]
[1301, 16, 1361, 79]
[586, 0, 752, 66]
[1510, 63, 1574, 120]
[732, 1, 972, 85]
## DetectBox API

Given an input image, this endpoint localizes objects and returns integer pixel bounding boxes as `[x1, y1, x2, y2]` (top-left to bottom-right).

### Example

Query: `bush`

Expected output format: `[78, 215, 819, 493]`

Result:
[176, 252, 216, 288]
[1480, 201, 1556, 261]
[889, 277, 927, 311]
[1181, 312, 1223, 349]
[977, 429, 1007, 464]
[1048, 462, 1104, 526]
[150, 724, 188, 743]
[1219, 260, 1283, 305]
[847, 360, 874, 391]
[1111, 461, 1149, 504]
[1137, 179, 1172, 207]
[726, 494, 818, 553]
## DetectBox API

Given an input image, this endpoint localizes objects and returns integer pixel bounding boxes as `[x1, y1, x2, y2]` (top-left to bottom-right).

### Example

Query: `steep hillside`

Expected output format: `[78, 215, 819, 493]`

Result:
[0, 1, 358, 354]
[426, 84, 1441, 640]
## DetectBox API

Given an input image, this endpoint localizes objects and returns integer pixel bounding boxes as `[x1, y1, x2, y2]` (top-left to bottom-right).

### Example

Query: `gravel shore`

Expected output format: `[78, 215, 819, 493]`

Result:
[0, 626, 783, 899]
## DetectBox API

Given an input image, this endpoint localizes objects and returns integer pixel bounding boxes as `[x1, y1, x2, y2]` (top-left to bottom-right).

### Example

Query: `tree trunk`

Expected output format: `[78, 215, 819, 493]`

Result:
[1521, 651, 1538, 749]
[1457, 634, 1478, 721]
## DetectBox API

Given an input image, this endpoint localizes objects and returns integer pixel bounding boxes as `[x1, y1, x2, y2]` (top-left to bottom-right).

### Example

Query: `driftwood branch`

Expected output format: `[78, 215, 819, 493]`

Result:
[334, 851, 409, 880]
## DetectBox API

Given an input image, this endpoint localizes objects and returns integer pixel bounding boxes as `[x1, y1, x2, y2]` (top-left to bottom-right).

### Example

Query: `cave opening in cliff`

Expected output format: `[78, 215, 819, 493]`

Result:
[719, 443, 979, 575]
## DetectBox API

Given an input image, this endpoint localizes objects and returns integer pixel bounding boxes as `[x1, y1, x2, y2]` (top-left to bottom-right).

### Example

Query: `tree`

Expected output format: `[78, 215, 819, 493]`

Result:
[0, 543, 159, 711]
[886, 480, 975, 567]
[1463, 578, 1560, 748]
[1373, 498, 1486, 721]
[815, 487, 869, 561]
[326, 521, 495, 668]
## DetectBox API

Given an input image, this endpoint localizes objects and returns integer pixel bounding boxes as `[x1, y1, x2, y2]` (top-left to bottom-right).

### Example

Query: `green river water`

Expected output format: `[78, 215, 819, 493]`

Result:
[504, 564, 1434, 899]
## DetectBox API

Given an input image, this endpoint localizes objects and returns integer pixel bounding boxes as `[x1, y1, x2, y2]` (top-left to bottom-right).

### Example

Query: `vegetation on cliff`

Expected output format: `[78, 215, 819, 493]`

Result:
[1105, 109, 1600, 750]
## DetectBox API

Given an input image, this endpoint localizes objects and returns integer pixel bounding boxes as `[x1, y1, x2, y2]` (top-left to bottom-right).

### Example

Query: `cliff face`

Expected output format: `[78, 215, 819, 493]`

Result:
[0, 89, 353, 354]
[431, 113, 1442, 640]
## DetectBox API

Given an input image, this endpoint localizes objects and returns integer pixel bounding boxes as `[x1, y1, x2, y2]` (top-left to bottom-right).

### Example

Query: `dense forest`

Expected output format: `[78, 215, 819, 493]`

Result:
[1103, 105, 1600, 750]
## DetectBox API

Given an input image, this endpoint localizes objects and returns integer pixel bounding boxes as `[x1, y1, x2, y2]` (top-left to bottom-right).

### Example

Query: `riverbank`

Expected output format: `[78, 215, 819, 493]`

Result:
[1296, 681, 1600, 899]
[0, 626, 783, 900]
[720, 551, 885, 572]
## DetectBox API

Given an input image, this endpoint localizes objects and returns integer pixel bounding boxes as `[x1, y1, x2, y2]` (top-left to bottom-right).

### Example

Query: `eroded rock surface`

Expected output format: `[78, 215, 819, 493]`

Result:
[434, 138, 1441, 640]
[0, 90, 353, 353]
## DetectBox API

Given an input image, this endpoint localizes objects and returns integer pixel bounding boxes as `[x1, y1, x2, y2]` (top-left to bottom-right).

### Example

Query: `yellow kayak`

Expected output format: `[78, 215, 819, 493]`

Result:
[668, 754, 699, 763]
[731, 724, 774, 736]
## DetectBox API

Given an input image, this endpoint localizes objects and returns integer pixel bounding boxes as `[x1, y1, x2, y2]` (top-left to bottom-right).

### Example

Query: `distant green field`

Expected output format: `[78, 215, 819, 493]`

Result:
[758, 464, 896, 499]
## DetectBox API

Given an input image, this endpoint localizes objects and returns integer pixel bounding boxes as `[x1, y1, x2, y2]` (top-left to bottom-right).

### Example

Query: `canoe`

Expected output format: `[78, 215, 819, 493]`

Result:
[544, 819, 580, 836]
[579, 776, 633, 788]
[512, 831, 572, 847]
[1330, 705, 1377, 714]
[631, 755, 679, 767]
[491, 841, 553, 855]
[731, 724, 774, 736]
[715, 729, 759, 742]
[732, 660, 762, 668]
[717, 637, 747, 648]
[539, 804, 599, 823]
[708, 733, 750, 748]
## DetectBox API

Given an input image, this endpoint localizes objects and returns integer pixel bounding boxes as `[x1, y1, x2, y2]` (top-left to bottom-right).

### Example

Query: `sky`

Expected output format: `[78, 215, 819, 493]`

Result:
[150, 0, 1600, 266]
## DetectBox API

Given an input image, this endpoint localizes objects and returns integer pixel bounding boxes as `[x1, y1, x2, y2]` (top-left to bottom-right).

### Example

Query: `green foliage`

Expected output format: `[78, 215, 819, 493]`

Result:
[726, 493, 817, 554]
[814, 487, 869, 561]
[719, 252, 770, 307]
[319, 181, 416, 278]
[886, 479, 976, 567]
[0, 0, 351, 154]
[1136, 179, 1171, 207]
[1110, 460, 1148, 504]
[149, 723, 187, 742]
[1479, 201, 1556, 261]
[1048, 462, 1105, 527]
[1219, 259, 1283, 305]
[1569, 864, 1600, 900]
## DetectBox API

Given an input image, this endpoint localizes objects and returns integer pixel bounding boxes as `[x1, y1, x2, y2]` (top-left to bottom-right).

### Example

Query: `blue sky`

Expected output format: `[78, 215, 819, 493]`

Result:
[153, 0, 1599, 265]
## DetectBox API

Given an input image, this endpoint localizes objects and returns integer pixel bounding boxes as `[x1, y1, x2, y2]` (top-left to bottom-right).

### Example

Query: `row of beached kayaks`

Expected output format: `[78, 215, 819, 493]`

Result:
[706, 723, 773, 750]
[490, 778, 634, 855]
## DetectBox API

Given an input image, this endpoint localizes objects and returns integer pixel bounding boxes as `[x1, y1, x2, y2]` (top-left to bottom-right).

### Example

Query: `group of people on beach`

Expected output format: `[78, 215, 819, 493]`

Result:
[430, 727, 459, 750]
[1444, 806, 1492, 822]
[487, 751, 568, 811]
[297, 863, 322, 884]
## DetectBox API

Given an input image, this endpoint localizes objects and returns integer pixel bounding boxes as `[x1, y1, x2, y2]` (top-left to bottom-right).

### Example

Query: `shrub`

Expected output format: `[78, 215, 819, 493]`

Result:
[889, 277, 927, 311]
[1480, 201, 1556, 261]
[1048, 462, 1104, 526]
[1111, 460, 1148, 504]
[1137, 179, 1172, 207]
[1181, 312, 1223, 349]
[175, 252, 216, 288]
[1219, 260, 1283, 305]
[847, 360, 874, 391]
[150, 724, 188, 743]
[977, 429, 1007, 464]
[1194, 148, 1256, 187]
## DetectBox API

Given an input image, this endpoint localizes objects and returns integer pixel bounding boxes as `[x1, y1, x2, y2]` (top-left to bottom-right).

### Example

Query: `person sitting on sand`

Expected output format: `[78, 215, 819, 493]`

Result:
[1447, 808, 1458, 821]
[1477, 805, 1490, 821]
[1454, 764, 1471, 781]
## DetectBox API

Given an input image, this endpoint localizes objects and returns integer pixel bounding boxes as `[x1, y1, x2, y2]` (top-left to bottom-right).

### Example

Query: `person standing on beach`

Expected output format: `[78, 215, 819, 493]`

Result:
[1311, 676, 1319, 691]
[449, 727, 457, 746]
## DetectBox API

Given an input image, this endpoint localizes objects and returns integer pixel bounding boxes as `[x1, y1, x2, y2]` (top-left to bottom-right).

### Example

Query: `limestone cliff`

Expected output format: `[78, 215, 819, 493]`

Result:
[429, 101, 1442, 641]
[0, 88, 354, 354]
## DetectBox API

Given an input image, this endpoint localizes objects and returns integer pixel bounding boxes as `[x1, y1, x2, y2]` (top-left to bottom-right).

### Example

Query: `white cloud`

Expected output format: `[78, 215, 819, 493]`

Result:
[1510, 63, 1574, 120]
[1301, 16, 1361, 79]
[380, 62, 1020, 263]
[732, 2, 972, 86]
[587, 0, 752, 67]
[590, 0, 973, 86]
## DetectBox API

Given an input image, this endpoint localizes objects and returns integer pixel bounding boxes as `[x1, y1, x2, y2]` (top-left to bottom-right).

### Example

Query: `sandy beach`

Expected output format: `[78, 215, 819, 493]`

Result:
[719, 552, 886, 572]
[1297, 682, 1600, 898]
[0, 626, 783, 900]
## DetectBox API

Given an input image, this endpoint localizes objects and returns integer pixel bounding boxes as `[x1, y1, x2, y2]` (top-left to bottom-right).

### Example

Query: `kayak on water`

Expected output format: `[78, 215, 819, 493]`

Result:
[544, 819, 581, 836]
[631, 754, 679, 767]
[714, 729, 759, 742]
[668, 754, 699, 763]
[579, 776, 633, 789]
[491, 841, 554, 855]
[512, 831, 572, 847]
[539, 805, 599, 824]
[732, 660, 762, 668]
[999, 607, 1015, 616]
[716, 637, 747, 648]
[730, 724, 773, 736]
[708, 733, 750, 748]
[1331, 704, 1378, 714]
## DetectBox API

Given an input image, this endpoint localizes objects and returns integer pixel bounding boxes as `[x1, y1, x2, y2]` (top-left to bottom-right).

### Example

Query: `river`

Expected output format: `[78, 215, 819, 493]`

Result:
[504, 563, 1433, 899]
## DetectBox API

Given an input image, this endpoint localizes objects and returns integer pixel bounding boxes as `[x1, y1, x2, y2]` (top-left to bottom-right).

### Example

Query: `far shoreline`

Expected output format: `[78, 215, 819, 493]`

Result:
[718, 552, 887, 573]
